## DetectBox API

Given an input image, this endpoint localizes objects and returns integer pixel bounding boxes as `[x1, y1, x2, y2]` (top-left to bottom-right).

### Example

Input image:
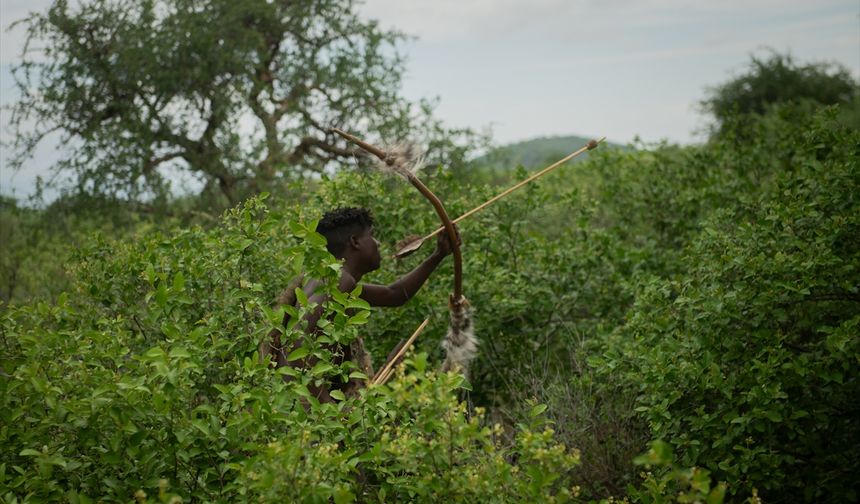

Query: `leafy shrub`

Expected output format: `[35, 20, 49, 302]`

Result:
[0, 195, 583, 502]
[597, 109, 860, 500]
[238, 361, 581, 503]
[306, 163, 649, 494]
[627, 440, 727, 504]
[4, 102, 858, 502]
[702, 51, 859, 137]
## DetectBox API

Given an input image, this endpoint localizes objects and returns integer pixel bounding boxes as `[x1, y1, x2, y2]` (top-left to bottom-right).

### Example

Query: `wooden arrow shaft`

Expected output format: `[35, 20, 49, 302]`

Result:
[372, 318, 429, 385]
[418, 137, 605, 243]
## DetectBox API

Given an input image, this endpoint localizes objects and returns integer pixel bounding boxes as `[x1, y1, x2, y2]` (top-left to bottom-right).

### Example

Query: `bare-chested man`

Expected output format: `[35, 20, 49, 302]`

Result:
[264, 207, 456, 402]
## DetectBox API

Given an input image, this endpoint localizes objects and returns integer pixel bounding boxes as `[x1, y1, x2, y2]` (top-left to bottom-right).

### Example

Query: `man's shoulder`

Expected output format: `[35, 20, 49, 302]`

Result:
[298, 274, 357, 301]
[338, 271, 358, 292]
[275, 274, 306, 306]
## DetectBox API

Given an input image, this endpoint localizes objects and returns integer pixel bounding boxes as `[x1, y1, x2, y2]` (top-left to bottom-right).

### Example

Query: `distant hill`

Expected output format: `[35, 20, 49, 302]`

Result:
[475, 135, 627, 170]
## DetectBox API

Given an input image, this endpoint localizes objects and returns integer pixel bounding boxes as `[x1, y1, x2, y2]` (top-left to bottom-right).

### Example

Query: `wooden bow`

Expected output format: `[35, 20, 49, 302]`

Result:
[331, 128, 464, 302]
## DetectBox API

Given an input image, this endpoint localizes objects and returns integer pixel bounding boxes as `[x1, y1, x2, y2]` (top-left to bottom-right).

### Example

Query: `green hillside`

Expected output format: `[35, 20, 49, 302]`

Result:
[478, 134, 628, 169]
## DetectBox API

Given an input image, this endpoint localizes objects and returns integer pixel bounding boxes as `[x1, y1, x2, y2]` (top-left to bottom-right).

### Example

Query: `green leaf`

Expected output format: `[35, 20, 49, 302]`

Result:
[192, 419, 210, 436]
[287, 346, 309, 362]
[333, 488, 355, 504]
[295, 287, 309, 307]
[707, 483, 727, 504]
[288, 221, 305, 236]
[170, 347, 191, 359]
[310, 362, 334, 376]
[530, 404, 548, 418]
[154, 282, 168, 308]
[142, 347, 166, 361]
[347, 310, 370, 325]
[347, 297, 370, 310]
[172, 271, 185, 291]
[329, 390, 346, 401]
[331, 290, 348, 306]
[307, 231, 327, 247]
[458, 378, 473, 391]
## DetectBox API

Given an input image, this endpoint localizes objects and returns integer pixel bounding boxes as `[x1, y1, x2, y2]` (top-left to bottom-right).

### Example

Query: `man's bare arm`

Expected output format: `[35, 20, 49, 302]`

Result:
[360, 232, 455, 307]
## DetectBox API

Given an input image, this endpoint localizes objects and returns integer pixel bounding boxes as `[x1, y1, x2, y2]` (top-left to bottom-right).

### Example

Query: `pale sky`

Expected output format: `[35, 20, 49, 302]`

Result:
[1, 0, 858, 199]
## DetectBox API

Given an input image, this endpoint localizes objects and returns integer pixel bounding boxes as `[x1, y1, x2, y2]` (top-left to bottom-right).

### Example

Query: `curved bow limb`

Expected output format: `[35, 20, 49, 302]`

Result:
[331, 128, 463, 300]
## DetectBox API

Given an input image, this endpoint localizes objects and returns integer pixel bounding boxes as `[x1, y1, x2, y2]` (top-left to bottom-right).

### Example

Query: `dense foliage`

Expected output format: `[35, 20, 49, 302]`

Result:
[594, 108, 859, 500]
[308, 106, 859, 501]
[701, 51, 859, 136]
[2, 58, 858, 501]
[1, 196, 585, 502]
[0, 194, 157, 304]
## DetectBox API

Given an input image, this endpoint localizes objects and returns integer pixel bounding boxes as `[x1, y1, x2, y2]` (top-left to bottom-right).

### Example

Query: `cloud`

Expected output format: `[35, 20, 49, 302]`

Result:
[359, 0, 857, 43]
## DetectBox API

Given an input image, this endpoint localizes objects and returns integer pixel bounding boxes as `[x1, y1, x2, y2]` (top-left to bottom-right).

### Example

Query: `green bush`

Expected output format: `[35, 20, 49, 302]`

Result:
[3, 103, 858, 501]
[627, 440, 727, 504]
[702, 51, 859, 137]
[305, 163, 649, 495]
[238, 364, 581, 503]
[0, 195, 584, 502]
[597, 109, 860, 500]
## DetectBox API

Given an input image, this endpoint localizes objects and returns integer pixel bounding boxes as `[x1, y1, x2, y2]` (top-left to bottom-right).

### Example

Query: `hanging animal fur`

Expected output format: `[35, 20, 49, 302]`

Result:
[441, 296, 478, 378]
[331, 128, 478, 378]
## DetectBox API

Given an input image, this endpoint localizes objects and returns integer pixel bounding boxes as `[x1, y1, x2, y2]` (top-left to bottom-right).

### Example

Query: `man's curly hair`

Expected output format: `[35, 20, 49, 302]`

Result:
[316, 207, 375, 256]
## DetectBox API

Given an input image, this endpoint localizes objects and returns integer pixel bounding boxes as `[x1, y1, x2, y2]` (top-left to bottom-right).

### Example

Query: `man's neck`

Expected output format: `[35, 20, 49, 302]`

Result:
[340, 257, 366, 283]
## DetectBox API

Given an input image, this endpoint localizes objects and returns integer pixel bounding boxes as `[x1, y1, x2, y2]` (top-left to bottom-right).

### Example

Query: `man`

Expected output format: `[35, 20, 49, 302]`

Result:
[264, 207, 456, 402]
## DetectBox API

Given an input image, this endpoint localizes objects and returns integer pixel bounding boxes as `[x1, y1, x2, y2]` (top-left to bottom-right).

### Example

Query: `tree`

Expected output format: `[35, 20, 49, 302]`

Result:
[702, 51, 859, 136]
[7, 0, 472, 206]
